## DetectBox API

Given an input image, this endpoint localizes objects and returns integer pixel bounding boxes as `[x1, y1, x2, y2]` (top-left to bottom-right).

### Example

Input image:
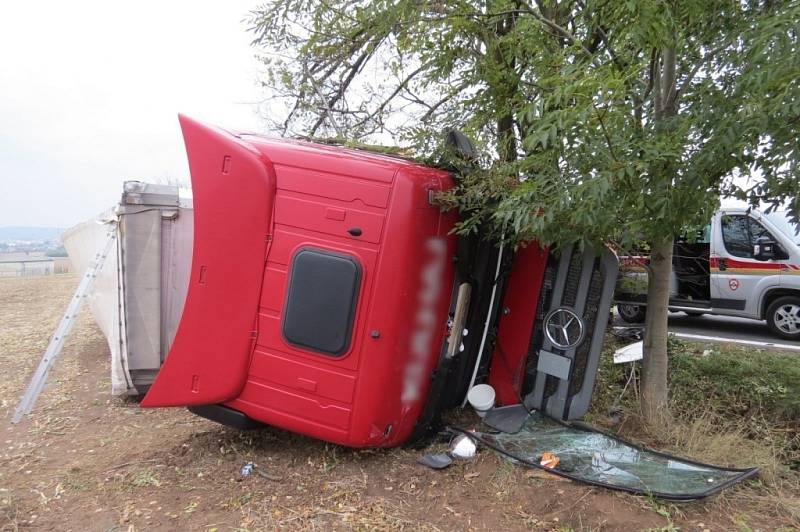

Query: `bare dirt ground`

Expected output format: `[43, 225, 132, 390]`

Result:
[1, 275, 797, 531]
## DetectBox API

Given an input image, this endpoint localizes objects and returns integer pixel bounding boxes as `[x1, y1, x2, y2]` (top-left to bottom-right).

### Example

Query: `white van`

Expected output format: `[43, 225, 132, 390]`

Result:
[615, 207, 800, 340]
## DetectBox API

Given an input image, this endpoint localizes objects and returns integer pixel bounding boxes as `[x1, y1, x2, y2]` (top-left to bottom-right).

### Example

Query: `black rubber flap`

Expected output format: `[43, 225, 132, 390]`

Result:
[188, 405, 263, 430]
[418, 453, 454, 470]
[452, 412, 758, 500]
[482, 404, 530, 434]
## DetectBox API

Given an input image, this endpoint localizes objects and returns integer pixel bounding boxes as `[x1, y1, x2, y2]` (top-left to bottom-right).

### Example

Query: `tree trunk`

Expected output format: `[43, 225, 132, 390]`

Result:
[641, 235, 674, 422]
[640, 43, 677, 424]
[490, 10, 518, 164]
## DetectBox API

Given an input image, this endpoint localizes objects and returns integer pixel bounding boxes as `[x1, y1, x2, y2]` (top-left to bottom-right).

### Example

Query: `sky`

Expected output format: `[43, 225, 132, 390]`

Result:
[0, 2, 764, 230]
[0, 1, 264, 228]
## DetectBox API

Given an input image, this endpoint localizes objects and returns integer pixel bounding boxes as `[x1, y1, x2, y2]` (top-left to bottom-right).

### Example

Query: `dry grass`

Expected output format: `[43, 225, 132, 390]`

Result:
[0, 274, 98, 418]
[592, 335, 800, 529]
[0, 493, 23, 532]
[643, 412, 782, 481]
[615, 411, 800, 527]
[3, 275, 799, 531]
[238, 483, 443, 531]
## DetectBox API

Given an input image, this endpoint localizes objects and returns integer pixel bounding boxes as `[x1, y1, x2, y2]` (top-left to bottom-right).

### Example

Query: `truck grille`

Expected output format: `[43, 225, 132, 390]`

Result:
[522, 244, 618, 420]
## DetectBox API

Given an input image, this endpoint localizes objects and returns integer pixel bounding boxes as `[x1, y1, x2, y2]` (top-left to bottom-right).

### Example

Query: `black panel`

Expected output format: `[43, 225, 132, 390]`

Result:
[710, 297, 747, 311]
[522, 255, 557, 396]
[673, 242, 711, 300]
[283, 248, 362, 356]
[188, 405, 263, 430]
[568, 264, 602, 397]
[408, 234, 503, 443]
[442, 236, 504, 407]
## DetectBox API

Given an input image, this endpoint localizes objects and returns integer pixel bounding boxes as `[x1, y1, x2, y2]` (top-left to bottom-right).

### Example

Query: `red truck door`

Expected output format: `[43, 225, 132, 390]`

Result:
[141, 116, 276, 407]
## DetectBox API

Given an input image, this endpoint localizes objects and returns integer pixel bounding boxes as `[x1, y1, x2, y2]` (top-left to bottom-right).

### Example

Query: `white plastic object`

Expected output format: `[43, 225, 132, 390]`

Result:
[449, 434, 477, 459]
[466, 384, 496, 417]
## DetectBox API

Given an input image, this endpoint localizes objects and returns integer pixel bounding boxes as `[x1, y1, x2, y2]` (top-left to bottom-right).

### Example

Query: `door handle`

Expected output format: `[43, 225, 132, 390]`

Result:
[718, 258, 727, 271]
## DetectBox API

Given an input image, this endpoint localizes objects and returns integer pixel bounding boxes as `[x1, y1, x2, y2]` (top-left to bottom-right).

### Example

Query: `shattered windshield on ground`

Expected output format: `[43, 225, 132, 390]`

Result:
[466, 411, 757, 500]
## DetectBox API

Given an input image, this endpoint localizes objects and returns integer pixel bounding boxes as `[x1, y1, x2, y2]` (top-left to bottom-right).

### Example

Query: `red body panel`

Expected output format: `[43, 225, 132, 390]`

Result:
[145, 117, 458, 447]
[487, 244, 549, 405]
[142, 116, 276, 407]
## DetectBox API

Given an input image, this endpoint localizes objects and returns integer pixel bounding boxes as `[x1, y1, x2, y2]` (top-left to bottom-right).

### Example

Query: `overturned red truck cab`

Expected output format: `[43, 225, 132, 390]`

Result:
[138, 116, 618, 448]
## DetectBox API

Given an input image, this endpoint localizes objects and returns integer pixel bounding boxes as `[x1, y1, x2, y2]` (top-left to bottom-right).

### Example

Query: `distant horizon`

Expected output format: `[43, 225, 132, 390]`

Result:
[0, 226, 66, 243]
[0, 225, 65, 229]
[0, 1, 264, 229]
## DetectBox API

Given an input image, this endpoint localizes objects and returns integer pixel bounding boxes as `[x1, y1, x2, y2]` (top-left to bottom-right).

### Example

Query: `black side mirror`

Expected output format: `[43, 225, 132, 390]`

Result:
[754, 235, 778, 261]
[440, 130, 479, 179]
[444, 130, 478, 162]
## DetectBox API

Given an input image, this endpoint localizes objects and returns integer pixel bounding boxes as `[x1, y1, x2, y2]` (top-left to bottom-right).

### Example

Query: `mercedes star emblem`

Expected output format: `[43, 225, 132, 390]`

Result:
[544, 307, 585, 349]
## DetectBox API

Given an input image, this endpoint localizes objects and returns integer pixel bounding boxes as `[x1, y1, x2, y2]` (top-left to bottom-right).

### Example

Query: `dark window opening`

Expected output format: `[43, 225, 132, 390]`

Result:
[282, 248, 362, 356]
[721, 215, 775, 259]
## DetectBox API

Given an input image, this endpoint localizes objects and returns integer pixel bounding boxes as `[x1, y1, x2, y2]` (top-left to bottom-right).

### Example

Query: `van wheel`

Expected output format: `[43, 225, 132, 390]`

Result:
[766, 297, 800, 340]
[618, 304, 646, 323]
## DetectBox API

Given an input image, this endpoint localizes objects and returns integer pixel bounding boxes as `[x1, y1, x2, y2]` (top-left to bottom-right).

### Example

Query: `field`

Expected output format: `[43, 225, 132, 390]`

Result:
[1, 275, 798, 531]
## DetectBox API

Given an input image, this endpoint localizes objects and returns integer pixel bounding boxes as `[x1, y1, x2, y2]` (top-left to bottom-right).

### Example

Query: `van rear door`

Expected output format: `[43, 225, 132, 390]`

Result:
[141, 116, 276, 407]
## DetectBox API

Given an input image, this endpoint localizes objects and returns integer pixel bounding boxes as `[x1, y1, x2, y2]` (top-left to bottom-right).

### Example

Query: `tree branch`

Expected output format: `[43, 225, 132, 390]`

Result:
[593, 102, 618, 162]
[352, 63, 428, 131]
[517, 0, 595, 57]
[305, 64, 344, 137]
[660, 46, 677, 118]
[672, 43, 728, 106]
[421, 80, 471, 123]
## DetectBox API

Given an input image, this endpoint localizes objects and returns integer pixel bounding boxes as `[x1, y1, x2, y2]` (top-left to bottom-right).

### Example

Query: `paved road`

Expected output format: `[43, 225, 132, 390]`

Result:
[613, 310, 800, 352]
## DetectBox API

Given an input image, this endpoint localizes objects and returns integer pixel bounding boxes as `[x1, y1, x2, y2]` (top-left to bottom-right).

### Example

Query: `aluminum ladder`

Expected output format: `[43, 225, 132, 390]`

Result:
[11, 227, 117, 423]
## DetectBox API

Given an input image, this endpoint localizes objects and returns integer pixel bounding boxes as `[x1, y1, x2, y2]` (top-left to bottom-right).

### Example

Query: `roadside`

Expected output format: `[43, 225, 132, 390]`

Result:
[1, 275, 798, 531]
[613, 310, 800, 353]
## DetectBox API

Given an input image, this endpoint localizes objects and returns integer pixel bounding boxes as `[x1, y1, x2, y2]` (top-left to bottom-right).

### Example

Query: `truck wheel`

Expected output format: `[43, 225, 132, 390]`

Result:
[766, 296, 800, 340]
[618, 304, 646, 323]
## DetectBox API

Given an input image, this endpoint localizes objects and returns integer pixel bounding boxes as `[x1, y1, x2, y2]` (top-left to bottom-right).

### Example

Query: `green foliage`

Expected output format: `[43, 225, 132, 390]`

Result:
[668, 339, 800, 424]
[249, 0, 800, 414]
[593, 336, 800, 466]
[597, 336, 800, 424]
[248, 0, 800, 250]
[616, 273, 648, 296]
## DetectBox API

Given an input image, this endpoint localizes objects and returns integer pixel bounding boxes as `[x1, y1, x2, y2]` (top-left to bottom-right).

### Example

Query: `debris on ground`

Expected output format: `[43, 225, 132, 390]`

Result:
[417, 453, 454, 470]
[454, 411, 759, 500]
[449, 433, 477, 459]
[612, 326, 644, 342]
[613, 340, 644, 363]
[238, 461, 282, 481]
[540, 452, 560, 469]
[238, 462, 254, 480]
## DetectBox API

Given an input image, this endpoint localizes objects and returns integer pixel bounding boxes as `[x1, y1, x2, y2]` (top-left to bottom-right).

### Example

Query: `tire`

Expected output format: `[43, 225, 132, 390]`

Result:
[684, 311, 705, 317]
[766, 296, 800, 340]
[617, 304, 646, 323]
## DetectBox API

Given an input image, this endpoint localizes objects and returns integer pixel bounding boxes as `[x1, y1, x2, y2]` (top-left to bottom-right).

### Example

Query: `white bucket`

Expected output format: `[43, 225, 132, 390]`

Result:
[467, 384, 495, 417]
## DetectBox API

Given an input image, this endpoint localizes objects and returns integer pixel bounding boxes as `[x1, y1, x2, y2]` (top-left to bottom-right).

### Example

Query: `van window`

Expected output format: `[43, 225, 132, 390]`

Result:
[700, 224, 712, 244]
[282, 248, 362, 356]
[721, 215, 774, 259]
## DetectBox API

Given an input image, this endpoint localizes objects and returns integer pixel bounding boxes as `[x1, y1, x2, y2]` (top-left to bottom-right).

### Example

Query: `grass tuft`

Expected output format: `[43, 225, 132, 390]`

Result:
[592, 336, 799, 479]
